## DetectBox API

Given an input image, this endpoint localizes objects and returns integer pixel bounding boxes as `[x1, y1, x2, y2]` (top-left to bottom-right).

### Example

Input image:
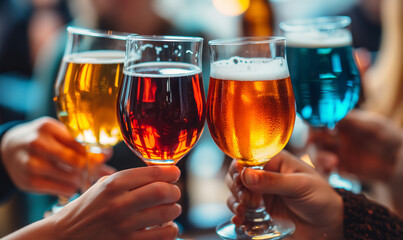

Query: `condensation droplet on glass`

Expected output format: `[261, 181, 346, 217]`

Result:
[155, 47, 162, 55]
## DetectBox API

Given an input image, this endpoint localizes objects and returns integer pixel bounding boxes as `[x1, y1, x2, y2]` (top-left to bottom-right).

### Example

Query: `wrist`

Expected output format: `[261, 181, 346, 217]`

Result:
[2, 217, 56, 240]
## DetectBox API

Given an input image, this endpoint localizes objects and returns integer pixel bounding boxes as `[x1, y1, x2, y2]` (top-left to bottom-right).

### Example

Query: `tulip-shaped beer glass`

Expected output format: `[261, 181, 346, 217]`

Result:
[280, 16, 361, 191]
[117, 35, 205, 166]
[54, 26, 127, 211]
[207, 37, 296, 239]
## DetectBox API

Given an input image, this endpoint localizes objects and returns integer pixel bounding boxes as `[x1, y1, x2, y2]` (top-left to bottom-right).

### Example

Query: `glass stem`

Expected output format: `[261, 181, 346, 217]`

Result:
[236, 165, 274, 236]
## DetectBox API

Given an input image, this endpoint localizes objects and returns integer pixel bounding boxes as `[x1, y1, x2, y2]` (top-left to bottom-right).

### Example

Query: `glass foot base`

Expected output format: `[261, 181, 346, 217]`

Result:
[216, 218, 295, 240]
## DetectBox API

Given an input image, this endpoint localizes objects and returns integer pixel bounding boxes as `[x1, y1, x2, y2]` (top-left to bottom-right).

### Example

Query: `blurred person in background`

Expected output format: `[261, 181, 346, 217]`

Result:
[310, 0, 403, 217]
[0, 0, 72, 123]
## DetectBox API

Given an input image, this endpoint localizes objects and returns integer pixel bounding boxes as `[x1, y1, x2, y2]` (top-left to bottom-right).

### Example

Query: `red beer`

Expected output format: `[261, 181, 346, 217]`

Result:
[117, 62, 206, 164]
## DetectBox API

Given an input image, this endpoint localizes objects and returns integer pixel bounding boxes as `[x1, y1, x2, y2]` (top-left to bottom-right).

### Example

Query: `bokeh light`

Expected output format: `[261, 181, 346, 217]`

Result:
[212, 0, 250, 16]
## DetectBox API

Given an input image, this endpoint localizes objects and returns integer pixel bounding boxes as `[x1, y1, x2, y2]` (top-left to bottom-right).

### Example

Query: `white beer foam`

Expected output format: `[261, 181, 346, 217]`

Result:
[286, 29, 352, 48]
[125, 62, 201, 78]
[211, 57, 289, 81]
[65, 50, 125, 64]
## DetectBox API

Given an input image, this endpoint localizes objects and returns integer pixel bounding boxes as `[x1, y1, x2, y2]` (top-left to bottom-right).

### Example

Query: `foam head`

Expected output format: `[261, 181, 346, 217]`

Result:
[124, 62, 201, 78]
[65, 50, 125, 64]
[211, 57, 289, 81]
[285, 29, 352, 48]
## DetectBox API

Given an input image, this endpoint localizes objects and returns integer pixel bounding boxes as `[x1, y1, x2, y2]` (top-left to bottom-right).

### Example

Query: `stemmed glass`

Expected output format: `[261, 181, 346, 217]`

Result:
[53, 26, 128, 212]
[207, 37, 296, 239]
[280, 16, 361, 191]
[116, 35, 205, 236]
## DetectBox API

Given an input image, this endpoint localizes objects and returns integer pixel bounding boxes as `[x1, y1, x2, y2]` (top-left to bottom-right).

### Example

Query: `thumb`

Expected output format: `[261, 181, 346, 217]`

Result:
[241, 168, 298, 197]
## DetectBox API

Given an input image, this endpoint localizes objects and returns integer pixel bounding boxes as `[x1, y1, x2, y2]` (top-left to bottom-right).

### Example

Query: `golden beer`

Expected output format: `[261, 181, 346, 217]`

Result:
[207, 59, 296, 166]
[54, 50, 124, 148]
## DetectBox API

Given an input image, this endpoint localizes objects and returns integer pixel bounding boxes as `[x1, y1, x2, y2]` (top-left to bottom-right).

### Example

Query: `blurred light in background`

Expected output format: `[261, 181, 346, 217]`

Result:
[188, 136, 224, 178]
[212, 0, 249, 16]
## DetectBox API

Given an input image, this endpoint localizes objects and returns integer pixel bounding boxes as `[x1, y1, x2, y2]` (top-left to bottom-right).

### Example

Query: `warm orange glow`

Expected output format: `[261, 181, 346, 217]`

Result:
[192, 74, 204, 120]
[213, 0, 250, 16]
[301, 153, 314, 168]
[55, 59, 124, 147]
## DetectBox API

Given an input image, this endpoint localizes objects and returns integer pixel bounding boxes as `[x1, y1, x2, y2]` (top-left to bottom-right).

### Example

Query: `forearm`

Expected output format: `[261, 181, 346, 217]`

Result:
[2, 218, 56, 240]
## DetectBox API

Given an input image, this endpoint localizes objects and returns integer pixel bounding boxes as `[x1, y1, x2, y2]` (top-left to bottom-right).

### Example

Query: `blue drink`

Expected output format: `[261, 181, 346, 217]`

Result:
[286, 44, 360, 128]
[281, 17, 361, 128]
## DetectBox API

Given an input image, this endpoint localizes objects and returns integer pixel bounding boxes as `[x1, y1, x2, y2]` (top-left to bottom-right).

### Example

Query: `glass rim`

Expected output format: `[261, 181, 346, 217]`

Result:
[66, 26, 132, 40]
[126, 34, 203, 43]
[279, 16, 351, 32]
[208, 36, 285, 46]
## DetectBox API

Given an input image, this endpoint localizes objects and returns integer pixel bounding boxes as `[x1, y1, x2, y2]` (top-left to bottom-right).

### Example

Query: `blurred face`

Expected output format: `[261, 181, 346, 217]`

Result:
[90, 0, 156, 32]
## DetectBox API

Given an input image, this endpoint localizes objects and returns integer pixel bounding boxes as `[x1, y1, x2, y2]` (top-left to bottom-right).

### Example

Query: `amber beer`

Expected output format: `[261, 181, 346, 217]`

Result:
[54, 50, 124, 148]
[207, 58, 295, 166]
[117, 62, 206, 165]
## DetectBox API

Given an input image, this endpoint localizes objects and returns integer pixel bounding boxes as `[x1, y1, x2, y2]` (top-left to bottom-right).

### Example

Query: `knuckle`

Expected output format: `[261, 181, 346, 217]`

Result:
[101, 175, 120, 194]
[37, 120, 53, 133]
[158, 207, 173, 222]
[149, 166, 163, 180]
[28, 138, 40, 149]
[262, 173, 277, 189]
[151, 183, 170, 200]
[164, 225, 179, 240]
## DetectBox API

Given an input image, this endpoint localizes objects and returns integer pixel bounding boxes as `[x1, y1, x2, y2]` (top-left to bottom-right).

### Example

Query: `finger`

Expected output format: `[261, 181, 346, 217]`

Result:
[120, 204, 182, 231]
[315, 151, 339, 174]
[103, 166, 180, 192]
[265, 151, 315, 174]
[129, 221, 179, 240]
[240, 167, 308, 197]
[125, 182, 181, 212]
[37, 117, 87, 155]
[232, 215, 244, 227]
[29, 155, 82, 189]
[29, 177, 78, 197]
[227, 196, 246, 216]
[31, 136, 86, 170]
[228, 160, 244, 177]
[225, 174, 242, 198]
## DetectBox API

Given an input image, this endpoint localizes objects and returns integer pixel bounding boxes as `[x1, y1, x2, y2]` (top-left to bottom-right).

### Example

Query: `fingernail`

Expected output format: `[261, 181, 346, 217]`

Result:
[233, 202, 240, 214]
[244, 168, 258, 185]
[237, 190, 243, 201]
[233, 172, 239, 181]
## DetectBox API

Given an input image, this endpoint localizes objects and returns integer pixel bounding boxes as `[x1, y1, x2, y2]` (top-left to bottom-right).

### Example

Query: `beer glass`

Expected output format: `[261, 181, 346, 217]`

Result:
[117, 35, 205, 166]
[207, 37, 296, 239]
[53, 26, 127, 211]
[280, 16, 361, 191]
